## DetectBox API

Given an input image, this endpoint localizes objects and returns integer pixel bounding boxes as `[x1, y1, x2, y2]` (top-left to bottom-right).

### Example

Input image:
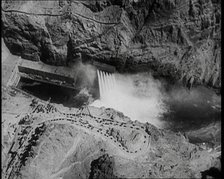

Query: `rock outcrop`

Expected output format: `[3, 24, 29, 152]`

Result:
[1, 0, 221, 89]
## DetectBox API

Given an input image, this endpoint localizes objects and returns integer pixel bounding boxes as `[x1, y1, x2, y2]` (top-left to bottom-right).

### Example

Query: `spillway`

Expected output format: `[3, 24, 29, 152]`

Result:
[97, 70, 116, 100]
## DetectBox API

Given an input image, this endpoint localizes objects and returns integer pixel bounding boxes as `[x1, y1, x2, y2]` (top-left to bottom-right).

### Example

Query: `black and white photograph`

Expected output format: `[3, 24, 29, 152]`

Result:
[1, 0, 221, 178]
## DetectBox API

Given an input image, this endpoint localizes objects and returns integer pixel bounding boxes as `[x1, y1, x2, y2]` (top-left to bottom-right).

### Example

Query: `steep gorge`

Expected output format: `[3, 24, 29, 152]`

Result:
[1, 1, 221, 178]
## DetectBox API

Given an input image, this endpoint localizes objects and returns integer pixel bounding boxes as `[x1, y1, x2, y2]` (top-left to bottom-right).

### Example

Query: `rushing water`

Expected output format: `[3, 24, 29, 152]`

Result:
[97, 70, 116, 99]
[93, 71, 221, 142]
[92, 71, 168, 128]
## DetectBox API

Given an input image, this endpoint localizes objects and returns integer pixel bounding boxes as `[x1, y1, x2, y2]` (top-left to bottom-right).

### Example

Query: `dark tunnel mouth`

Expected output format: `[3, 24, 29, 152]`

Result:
[17, 77, 99, 108]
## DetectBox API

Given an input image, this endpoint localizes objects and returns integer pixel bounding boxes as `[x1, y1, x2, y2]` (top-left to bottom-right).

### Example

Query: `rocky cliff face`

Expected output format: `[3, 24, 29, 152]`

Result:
[1, 0, 221, 89]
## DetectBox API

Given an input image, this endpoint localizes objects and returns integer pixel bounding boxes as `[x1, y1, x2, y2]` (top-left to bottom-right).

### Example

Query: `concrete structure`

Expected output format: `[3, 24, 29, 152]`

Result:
[91, 61, 116, 73]
[18, 60, 78, 89]
[9, 58, 116, 91]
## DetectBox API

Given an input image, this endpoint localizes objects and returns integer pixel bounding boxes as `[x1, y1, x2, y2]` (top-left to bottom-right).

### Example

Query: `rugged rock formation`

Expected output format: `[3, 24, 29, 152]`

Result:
[1, 0, 221, 89]
[2, 89, 221, 179]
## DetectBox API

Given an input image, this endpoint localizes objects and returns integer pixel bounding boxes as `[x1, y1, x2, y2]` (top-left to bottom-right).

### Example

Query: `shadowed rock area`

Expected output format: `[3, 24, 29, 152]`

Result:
[2, 0, 221, 89]
[89, 154, 118, 179]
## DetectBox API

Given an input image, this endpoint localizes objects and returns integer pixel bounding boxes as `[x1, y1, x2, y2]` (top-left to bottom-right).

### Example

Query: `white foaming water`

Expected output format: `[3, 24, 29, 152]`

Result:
[97, 70, 116, 99]
[91, 70, 167, 128]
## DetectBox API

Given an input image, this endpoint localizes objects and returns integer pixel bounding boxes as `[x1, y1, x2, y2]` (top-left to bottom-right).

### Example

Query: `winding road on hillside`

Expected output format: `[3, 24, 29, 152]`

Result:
[29, 103, 151, 157]
[3, 101, 152, 179]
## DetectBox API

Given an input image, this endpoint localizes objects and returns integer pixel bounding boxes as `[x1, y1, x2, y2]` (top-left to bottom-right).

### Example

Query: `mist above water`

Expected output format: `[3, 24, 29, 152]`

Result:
[91, 72, 168, 128]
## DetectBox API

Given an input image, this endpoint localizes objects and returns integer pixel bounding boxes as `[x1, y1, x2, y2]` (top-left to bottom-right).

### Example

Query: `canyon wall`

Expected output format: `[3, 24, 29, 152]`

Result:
[1, 0, 221, 88]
